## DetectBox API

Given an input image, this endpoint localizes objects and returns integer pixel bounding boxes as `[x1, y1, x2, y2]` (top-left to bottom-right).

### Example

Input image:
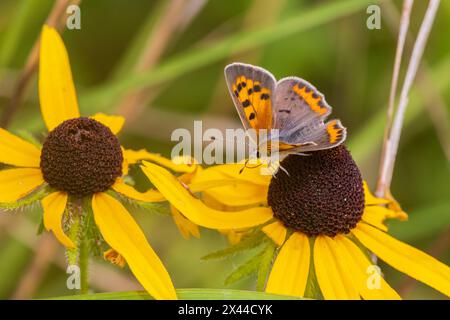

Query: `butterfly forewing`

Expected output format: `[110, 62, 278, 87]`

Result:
[224, 63, 276, 131]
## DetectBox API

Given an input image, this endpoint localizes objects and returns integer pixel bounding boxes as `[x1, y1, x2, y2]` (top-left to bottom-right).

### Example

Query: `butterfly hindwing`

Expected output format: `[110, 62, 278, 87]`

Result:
[273, 77, 346, 152]
[225, 63, 276, 131]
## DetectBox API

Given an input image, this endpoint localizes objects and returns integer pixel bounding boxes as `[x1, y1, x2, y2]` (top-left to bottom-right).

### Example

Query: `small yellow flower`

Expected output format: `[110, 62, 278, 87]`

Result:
[0, 25, 193, 300]
[139, 146, 450, 299]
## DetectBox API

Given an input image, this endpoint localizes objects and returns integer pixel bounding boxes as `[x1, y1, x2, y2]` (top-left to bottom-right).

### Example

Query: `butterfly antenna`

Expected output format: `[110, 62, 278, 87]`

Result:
[292, 152, 312, 157]
[239, 159, 250, 174]
[278, 164, 290, 177]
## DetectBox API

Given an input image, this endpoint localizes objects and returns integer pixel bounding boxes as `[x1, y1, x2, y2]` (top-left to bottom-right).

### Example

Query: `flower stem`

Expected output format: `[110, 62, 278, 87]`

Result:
[79, 237, 89, 294]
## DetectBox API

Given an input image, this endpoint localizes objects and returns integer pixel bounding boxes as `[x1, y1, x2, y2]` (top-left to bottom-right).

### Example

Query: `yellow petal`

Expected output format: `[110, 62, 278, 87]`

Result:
[202, 164, 271, 186]
[123, 149, 196, 173]
[42, 191, 75, 248]
[385, 189, 408, 221]
[0, 168, 44, 202]
[314, 236, 360, 299]
[141, 162, 273, 229]
[112, 179, 165, 202]
[91, 113, 125, 135]
[333, 235, 400, 300]
[122, 157, 129, 176]
[266, 232, 310, 297]
[0, 128, 41, 167]
[92, 192, 177, 300]
[262, 221, 287, 246]
[353, 223, 450, 297]
[361, 206, 390, 232]
[39, 25, 80, 131]
[104, 248, 127, 268]
[218, 229, 247, 245]
[363, 181, 389, 205]
[171, 206, 200, 240]
[192, 166, 268, 207]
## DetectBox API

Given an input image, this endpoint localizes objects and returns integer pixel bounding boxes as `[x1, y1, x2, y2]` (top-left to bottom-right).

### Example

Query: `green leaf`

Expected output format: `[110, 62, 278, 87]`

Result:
[256, 242, 276, 291]
[36, 218, 44, 236]
[49, 288, 303, 300]
[111, 189, 171, 216]
[201, 231, 266, 260]
[224, 249, 266, 286]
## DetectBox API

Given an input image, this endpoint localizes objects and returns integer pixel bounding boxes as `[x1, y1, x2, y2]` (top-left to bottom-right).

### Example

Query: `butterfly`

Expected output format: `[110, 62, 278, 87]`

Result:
[224, 62, 347, 170]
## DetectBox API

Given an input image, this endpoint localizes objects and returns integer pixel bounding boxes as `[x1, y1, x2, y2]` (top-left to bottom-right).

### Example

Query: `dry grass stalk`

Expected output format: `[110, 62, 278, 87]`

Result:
[376, 0, 440, 197]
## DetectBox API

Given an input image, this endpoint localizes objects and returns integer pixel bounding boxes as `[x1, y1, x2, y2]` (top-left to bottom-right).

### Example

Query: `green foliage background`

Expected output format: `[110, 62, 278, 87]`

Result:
[0, 0, 449, 299]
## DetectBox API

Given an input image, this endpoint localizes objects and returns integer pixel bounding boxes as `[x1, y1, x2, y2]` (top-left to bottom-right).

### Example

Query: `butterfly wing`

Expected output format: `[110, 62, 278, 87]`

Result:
[224, 63, 276, 131]
[272, 77, 346, 152]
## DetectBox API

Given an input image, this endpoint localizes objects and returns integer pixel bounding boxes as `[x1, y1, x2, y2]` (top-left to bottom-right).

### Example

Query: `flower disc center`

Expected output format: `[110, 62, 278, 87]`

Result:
[40, 117, 123, 197]
[267, 146, 365, 237]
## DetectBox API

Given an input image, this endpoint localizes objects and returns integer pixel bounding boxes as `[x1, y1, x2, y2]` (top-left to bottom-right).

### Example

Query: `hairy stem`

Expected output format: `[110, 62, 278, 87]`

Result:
[79, 237, 89, 294]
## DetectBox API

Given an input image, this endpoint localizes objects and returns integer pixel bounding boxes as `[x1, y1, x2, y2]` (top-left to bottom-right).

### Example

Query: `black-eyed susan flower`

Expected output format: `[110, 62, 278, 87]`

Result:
[0, 25, 192, 300]
[139, 146, 450, 299]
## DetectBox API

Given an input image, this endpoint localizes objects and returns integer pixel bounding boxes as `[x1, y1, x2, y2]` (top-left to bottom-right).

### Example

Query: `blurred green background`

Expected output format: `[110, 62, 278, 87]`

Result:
[0, 0, 449, 299]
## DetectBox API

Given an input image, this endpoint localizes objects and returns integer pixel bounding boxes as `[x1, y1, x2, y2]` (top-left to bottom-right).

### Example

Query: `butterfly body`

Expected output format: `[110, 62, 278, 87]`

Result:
[224, 63, 346, 164]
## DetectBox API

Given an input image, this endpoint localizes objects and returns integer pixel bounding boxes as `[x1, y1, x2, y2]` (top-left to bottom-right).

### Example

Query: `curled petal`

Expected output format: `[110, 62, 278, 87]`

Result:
[104, 248, 127, 268]
[218, 229, 246, 245]
[361, 207, 390, 232]
[192, 166, 268, 207]
[141, 162, 273, 229]
[171, 207, 200, 240]
[123, 149, 196, 173]
[112, 179, 165, 202]
[200, 164, 271, 186]
[42, 191, 74, 248]
[92, 192, 177, 300]
[363, 181, 389, 205]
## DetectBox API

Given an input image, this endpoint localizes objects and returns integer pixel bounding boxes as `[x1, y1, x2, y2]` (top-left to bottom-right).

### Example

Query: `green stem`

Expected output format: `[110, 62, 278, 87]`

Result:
[79, 238, 89, 294]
